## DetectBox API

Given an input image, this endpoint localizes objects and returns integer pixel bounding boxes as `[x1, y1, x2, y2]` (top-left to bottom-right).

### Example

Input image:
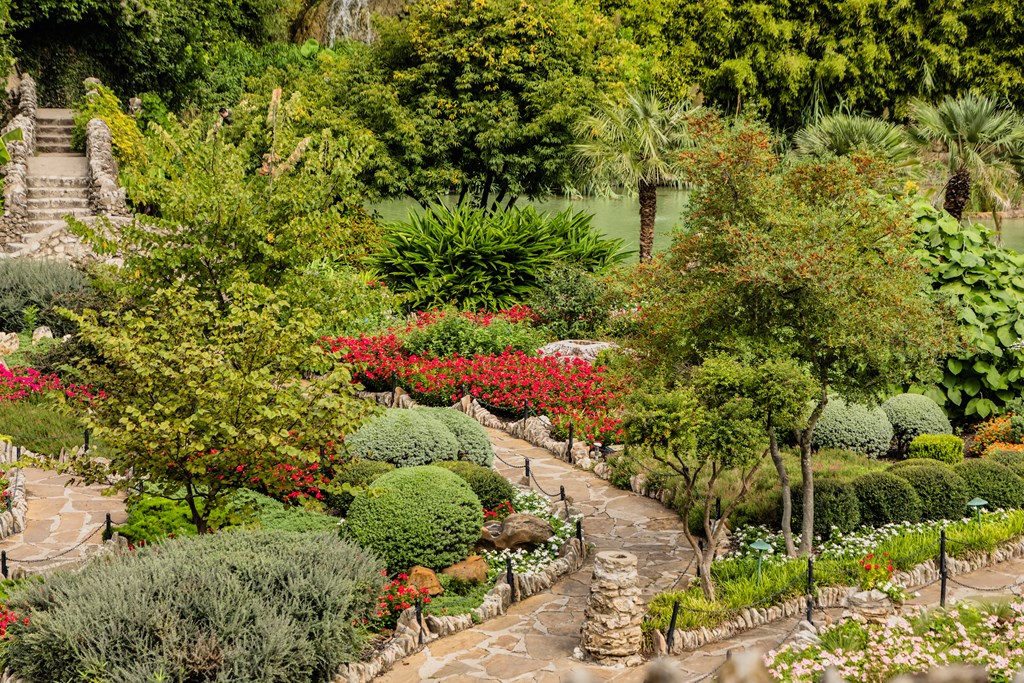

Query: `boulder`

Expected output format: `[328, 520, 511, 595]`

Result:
[407, 565, 444, 596]
[441, 555, 488, 584]
[31, 326, 53, 344]
[538, 339, 617, 365]
[493, 513, 554, 550]
[0, 332, 18, 357]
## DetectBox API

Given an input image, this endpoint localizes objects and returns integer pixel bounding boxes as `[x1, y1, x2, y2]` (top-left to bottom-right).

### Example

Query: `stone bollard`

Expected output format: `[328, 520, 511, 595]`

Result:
[578, 550, 644, 666]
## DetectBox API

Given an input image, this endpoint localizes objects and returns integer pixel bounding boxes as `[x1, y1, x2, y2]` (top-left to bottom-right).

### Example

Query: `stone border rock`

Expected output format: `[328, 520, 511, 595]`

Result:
[661, 536, 1024, 654]
[84, 117, 128, 217]
[0, 73, 37, 244]
[0, 442, 28, 542]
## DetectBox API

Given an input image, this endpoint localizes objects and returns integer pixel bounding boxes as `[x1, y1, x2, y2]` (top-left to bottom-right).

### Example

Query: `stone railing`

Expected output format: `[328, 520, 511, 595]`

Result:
[0, 73, 37, 244]
[84, 117, 128, 217]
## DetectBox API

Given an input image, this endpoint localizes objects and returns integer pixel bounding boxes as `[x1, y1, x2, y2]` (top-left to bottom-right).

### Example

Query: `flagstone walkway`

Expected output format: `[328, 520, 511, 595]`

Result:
[0, 467, 126, 573]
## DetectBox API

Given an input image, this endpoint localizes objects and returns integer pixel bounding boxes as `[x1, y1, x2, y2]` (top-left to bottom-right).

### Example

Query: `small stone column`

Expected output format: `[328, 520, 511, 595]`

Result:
[578, 550, 644, 665]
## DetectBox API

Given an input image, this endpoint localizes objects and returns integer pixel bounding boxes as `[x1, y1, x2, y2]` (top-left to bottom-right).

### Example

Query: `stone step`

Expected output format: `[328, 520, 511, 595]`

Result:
[36, 114, 74, 125]
[26, 208, 93, 221]
[27, 176, 89, 189]
[37, 143, 75, 154]
[27, 185, 89, 199]
[28, 197, 90, 209]
[37, 121, 72, 131]
[37, 132, 72, 143]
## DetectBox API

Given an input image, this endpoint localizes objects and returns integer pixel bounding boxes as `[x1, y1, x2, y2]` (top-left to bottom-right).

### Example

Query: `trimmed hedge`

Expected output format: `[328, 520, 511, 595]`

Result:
[433, 460, 515, 509]
[812, 398, 894, 459]
[345, 409, 459, 466]
[418, 407, 494, 466]
[990, 449, 1024, 479]
[891, 464, 969, 521]
[882, 393, 952, 453]
[852, 472, 923, 526]
[790, 478, 860, 537]
[907, 434, 964, 465]
[4, 530, 383, 683]
[953, 460, 1024, 511]
[889, 458, 952, 472]
[344, 466, 483, 571]
[321, 460, 395, 515]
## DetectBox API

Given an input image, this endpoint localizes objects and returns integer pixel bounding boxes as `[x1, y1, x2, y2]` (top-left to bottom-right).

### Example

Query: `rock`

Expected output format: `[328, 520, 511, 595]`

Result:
[0, 333, 18, 357]
[407, 565, 444, 596]
[31, 326, 52, 344]
[441, 555, 488, 584]
[538, 339, 618, 365]
[649, 629, 668, 657]
[493, 513, 554, 550]
[849, 588, 890, 609]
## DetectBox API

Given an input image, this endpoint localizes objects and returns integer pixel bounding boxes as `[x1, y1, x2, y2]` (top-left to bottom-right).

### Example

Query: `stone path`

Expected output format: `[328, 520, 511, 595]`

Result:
[6, 108, 94, 257]
[0, 467, 125, 572]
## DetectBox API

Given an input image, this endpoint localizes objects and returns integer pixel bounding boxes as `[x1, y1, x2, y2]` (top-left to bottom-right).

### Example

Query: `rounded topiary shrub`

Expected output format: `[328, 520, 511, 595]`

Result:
[4, 530, 383, 683]
[433, 460, 515, 509]
[907, 434, 964, 465]
[790, 478, 861, 537]
[990, 449, 1024, 478]
[812, 398, 894, 459]
[882, 393, 953, 453]
[891, 464, 969, 521]
[418, 407, 494, 466]
[321, 460, 396, 515]
[889, 458, 952, 472]
[852, 472, 923, 526]
[953, 460, 1024, 511]
[344, 466, 483, 571]
[345, 409, 458, 466]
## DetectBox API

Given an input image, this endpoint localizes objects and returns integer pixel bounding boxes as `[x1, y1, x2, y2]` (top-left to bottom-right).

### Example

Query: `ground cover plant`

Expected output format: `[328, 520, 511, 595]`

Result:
[2, 530, 385, 683]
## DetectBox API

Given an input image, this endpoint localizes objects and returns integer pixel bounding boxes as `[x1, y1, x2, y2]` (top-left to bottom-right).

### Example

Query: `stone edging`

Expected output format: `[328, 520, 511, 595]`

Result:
[0, 73, 37, 243]
[663, 536, 1024, 654]
[0, 442, 28, 542]
[84, 117, 128, 217]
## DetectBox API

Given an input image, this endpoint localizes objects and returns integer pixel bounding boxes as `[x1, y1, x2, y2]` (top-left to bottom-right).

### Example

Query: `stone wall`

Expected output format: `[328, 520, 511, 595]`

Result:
[0, 74, 37, 244]
[85, 117, 128, 216]
[0, 443, 29, 542]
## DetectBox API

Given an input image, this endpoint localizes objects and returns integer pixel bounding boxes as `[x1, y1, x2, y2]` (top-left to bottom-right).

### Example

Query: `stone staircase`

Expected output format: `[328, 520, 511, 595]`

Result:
[5, 108, 94, 256]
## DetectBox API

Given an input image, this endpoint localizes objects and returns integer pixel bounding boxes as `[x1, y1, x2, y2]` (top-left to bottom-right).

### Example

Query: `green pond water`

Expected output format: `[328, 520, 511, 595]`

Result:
[371, 190, 1024, 258]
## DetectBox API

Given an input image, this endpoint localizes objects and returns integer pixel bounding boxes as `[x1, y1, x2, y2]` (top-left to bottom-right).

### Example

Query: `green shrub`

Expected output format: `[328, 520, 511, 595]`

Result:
[403, 314, 547, 358]
[345, 409, 458, 466]
[882, 393, 952, 453]
[852, 472, 923, 526]
[4, 530, 384, 683]
[953, 460, 1024, 510]
[418, 407, 494, 466]
[891, 464, 969, 520]
[907, 434, 964, 465]
[529, 263, 608, 339]
[433, 461, 515, 509]
[791, 478, 861, 537]
[344, 466, 483, 571]
[888, 457, 952, 472]
[990, 450, 1024, 479]
[374, 205, 628, 311]
[321, 460, 395, 515]
[0, 259, 91, 336]
[812, 398, 894, 458]
[0, 399, 85, 456]
[71, 82, 147, 165]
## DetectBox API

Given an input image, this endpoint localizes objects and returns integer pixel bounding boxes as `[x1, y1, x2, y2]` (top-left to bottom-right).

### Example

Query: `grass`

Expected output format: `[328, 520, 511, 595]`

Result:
[0, 398, 85, 456]
[645, 509, 1024, 633]
[0, 332, 59, 370]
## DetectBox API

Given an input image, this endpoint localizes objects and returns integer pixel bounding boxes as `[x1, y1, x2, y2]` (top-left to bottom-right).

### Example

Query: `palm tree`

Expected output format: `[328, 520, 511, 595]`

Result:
[793, 114, 916, 167]
[909, 94, 1024, 229]
[573, 91, 696, 262]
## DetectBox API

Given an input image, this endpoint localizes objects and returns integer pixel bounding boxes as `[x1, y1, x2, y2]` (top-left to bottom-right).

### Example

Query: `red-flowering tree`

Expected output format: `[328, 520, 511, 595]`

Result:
[633, 114, 954, 555]
[60, 283, 379, 533]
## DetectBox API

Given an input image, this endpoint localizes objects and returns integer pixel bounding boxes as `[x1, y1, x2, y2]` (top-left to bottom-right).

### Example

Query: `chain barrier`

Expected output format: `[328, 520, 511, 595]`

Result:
[947, 576, 1024, 593]
[5, 522, 105, 565]
[493, 450, 527, 469]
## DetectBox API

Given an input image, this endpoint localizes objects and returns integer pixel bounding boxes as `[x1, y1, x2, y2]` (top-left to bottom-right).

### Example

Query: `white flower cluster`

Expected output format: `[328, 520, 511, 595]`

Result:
[481, 488, 581, 576]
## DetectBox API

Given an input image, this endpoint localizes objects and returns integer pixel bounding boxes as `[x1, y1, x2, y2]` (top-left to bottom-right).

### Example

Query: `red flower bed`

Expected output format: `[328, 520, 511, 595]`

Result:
[325, 333, 623, 443]
[0, 365, 101, 403]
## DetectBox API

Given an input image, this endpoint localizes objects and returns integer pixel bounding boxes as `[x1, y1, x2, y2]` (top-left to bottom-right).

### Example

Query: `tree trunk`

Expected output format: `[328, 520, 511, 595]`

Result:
[798, 387, 829, 555]
[184, 481, 209, 534]
[698, 551, 715, 601]
[943, 165, 971, 221]
[769, 422, 796, 556]
[638, 180, 657, 262]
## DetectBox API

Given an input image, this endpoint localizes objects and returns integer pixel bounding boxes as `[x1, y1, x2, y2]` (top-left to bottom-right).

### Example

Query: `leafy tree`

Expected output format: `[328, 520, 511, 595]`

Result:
[623, 355, 811, 597]
[793, 114, 915, 167]
[633, 115, 953, 554]
[573, 90, 696, 261]
[339, 0, 629, 208]
[909, 94, 1024, 228]
[58, 283, 379, 534]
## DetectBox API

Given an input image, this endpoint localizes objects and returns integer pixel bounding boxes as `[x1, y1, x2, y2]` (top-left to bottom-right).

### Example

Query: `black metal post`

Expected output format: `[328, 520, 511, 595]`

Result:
[940, 528, 948, 608]
[567, 420, 574, 455]
[523, 400, 530, 422]
[14, 446, 20, 461]
[415, 598, 424, 645]
[559, 485, 566, 501]
[84, 429, 90, 453]
[806, 557, 815, 624]
[506, 557, 516, 603]
[524, 458, 531, 481]
[575, 518, 582, 543]
[665, 601, 680, 651]
[2, 550, 8, 579]
[715, 497, 721, 521]
[726, 650, 732, 660]
[105, 512, 112, 538]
